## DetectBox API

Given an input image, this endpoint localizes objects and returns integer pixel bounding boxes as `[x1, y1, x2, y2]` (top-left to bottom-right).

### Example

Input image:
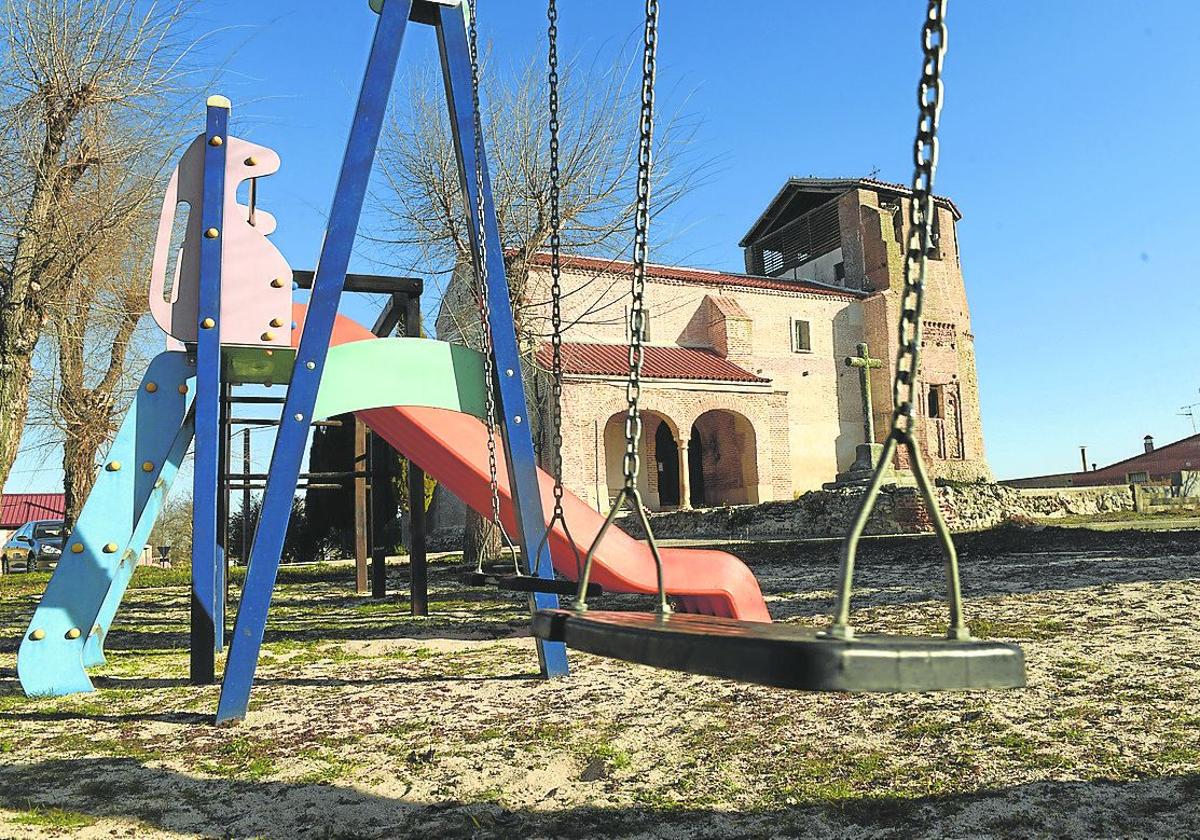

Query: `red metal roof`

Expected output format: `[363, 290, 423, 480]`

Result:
[525, 252, 858, 299]
[1, 493, 66, 528]
[536, 342, 769, 384]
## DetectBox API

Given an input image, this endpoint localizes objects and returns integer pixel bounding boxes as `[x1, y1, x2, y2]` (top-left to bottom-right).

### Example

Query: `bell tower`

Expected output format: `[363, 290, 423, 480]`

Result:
[739, 177, 992, 482]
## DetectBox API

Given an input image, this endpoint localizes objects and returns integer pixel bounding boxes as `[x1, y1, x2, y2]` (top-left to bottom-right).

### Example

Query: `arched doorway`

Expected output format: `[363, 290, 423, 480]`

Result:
[688, 409, 760, 507]
[602, 410, 680, 510]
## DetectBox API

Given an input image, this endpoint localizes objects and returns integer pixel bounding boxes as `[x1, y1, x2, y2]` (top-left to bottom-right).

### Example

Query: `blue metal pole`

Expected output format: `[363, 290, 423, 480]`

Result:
[434, 4, 568, 678]
[216, 0, 414, 724]
[191, 96, 230, 684]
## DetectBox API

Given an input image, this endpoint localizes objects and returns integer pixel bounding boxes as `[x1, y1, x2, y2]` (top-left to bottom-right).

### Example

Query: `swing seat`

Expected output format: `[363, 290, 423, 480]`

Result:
[459, 571, 602, 598]
[532, 609, 1025, 693]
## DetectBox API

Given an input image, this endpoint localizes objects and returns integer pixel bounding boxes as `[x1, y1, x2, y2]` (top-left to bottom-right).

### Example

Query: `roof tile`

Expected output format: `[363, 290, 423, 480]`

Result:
[525, 252, 859, 299]
[1, 493, 66, 528]
[536, 342, 769, 384]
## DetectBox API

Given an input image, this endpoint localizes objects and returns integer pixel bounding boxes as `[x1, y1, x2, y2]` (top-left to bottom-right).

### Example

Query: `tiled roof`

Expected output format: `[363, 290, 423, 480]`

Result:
[1, 493, 65, 528]
[536, 342, 769, 384]
[706, 295, 750, 320]
[524, 252, 859, 299]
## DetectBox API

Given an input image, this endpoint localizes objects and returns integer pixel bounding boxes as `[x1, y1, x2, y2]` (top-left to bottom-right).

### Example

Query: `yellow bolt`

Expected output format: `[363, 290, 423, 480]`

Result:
[262, 331, 275, 342]
[102, 543, 118, 554]
[269, 318, 283, 328]
[106, 461, 121, 472]
[209, 135, 223, 147]
[270, 278, 284, 289]
[178, 384, 189, 394]
[71, 543, 83, 554]
[204, 228, 219, 239]
[146, 382, 158, 393]
[30, 629, 45, 641]
[66, 628, 81, 640]
[265, 349, 274, 356]
[201, 317, 215, 329]
[142, 461, 155, 472]
[245, 156, 258, 166]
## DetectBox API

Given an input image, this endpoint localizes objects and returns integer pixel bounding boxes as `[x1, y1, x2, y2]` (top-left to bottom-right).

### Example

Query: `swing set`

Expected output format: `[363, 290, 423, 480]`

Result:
[18, 0, 1024, 725]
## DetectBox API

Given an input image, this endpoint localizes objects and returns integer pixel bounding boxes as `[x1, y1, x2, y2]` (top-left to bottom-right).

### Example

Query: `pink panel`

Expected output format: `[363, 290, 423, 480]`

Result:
[147, 132, 294, 348]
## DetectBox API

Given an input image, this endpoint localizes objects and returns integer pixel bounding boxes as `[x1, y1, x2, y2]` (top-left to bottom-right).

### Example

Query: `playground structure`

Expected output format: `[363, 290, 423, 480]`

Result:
[17, 0, 778, 721]
[17, 0, 1024, 724]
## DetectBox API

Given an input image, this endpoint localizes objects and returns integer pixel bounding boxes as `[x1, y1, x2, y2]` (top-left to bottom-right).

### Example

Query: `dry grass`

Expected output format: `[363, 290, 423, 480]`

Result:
[0, 529, 1197, 839]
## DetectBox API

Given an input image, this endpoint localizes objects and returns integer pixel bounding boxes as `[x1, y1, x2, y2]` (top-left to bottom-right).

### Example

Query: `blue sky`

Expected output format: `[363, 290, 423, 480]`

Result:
[7, 0, 1200, 491]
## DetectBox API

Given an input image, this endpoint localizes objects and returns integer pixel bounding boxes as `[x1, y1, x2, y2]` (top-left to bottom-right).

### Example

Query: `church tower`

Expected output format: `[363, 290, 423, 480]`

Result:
[740, 178, 992, 482]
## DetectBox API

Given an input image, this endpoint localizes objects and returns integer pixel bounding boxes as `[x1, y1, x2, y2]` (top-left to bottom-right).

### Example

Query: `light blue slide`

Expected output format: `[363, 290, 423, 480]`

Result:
[17, 352, 196, 696]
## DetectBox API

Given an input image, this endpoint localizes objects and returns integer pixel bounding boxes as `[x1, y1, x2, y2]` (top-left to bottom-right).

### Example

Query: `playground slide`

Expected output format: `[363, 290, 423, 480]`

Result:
[309, 307, 770, 622]
[18, 353, 196, 696]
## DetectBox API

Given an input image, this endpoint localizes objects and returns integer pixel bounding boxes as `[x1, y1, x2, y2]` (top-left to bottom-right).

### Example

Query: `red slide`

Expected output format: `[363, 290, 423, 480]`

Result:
[301, 307, 771, 621]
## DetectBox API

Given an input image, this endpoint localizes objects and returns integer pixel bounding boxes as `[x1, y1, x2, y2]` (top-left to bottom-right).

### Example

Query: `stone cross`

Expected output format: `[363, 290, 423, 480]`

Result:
[845, 342, 884, 444]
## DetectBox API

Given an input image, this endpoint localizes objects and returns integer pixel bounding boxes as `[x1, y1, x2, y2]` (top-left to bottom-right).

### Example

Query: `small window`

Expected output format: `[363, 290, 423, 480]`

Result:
[1127, 471, 1150, 484]
[791, 319, 811, 353]
[928, 385, 943, 419]
[834, 262, 846, 285]
[928, 209, 943, 260]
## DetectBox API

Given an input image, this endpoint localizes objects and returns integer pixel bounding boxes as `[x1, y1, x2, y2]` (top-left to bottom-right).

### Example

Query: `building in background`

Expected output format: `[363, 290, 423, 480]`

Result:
[0, 493, 66, 544]
[1004, 433, 1200, 490]
[437, 176, 992, 516]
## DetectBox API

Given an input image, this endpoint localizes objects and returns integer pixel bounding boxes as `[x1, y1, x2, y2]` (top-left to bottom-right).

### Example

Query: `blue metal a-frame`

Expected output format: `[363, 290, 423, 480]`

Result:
[215, 0, 567, 724]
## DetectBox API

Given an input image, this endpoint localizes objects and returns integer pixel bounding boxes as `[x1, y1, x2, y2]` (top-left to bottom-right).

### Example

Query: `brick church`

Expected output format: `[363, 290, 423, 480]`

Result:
[441, 177, 991, 516]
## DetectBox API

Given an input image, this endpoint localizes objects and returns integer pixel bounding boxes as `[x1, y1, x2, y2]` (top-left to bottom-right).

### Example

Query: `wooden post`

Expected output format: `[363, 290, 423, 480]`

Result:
[405, 293, 428, 616]
[369, 430, 390, 599]
[354, 418, 369, 594]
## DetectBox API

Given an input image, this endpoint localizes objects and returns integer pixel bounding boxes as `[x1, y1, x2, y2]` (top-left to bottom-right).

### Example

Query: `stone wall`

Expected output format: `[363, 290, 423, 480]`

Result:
[620, 482, 1136, 541]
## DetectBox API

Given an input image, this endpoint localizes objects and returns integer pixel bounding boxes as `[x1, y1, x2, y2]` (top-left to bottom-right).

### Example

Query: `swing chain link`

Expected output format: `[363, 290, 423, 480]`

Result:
[623, 0, 659, 494]
[574, 0, 669, 615]
[892, 0, 947, 438]
[829, 0, 969, 642]
[546, 0, 567, 517]
[467, 1, 505, 549]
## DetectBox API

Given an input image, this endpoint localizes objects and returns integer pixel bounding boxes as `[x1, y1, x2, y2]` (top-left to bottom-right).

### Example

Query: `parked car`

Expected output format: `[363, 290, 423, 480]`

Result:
[2, 520, 65, 573]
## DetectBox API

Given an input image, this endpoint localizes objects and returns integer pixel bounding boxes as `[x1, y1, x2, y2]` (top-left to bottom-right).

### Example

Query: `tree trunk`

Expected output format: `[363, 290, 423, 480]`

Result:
[462, 509, 502, 569]
[61, 427, 102, 530]
[0, 308, 45, 493]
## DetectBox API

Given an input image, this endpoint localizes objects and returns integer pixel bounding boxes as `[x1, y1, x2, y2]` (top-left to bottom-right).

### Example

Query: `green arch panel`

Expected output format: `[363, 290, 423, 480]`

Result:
[314, 337, 487, 420]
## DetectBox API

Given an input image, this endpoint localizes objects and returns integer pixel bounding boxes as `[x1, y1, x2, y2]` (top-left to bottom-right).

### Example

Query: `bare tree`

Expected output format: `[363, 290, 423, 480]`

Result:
[375, 50, 708, 349]
[373, 47, 710, 561]
[32, 188, 158, 526]
[0, 0, 195, 493]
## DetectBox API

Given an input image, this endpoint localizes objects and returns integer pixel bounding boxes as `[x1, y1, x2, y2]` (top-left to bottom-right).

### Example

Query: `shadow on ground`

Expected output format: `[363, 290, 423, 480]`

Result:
[0, 758, 1196, 839]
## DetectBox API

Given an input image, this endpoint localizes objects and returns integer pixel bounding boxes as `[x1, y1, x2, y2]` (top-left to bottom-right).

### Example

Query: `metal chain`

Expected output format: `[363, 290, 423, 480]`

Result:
[830, 0, 969, 641]
[546, 0, 567, 519]
[467, 0, 506, 572]
[575, 0, 668, 615]
[892, 1, 947, 438]
[623, 0, 659, 495]
[533, 0, 585, 579]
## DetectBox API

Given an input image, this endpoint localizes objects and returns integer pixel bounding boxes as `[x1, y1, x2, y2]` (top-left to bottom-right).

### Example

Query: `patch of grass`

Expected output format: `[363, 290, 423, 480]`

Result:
[969, 616, 1067, 640]
[580, 739, 632, 771]
[195, 735, 277, 780]
[12, 805, 97, 830]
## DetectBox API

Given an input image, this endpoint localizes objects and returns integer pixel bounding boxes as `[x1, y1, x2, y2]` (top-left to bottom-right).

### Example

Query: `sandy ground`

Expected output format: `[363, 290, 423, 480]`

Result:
[0, 525, 1197, 839]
